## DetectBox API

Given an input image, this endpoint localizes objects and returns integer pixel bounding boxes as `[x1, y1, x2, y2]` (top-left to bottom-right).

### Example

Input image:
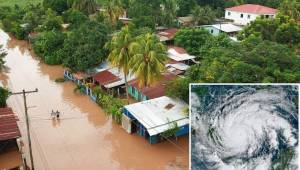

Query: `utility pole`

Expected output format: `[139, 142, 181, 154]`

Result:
[10, 88, 38, 170]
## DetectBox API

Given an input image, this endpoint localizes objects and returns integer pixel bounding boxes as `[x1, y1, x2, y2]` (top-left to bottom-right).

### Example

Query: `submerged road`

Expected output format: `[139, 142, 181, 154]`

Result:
[0, 30, 189, 170]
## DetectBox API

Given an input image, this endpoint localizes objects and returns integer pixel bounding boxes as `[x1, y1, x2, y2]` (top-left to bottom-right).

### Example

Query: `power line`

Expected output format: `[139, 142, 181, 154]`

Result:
[9, 88, 38, 170]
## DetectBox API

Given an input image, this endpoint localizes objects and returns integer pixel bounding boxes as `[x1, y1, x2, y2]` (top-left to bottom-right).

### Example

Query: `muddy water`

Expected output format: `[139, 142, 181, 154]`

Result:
[0, 30, 189, 170]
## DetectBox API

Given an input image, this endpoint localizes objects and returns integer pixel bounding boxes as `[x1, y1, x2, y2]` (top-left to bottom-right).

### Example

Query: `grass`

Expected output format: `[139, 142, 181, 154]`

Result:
[0, 0, 42, 7]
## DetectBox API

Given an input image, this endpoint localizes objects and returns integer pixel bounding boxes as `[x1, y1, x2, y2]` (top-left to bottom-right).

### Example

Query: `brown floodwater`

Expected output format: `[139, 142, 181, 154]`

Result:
[0, 30, 189, 170]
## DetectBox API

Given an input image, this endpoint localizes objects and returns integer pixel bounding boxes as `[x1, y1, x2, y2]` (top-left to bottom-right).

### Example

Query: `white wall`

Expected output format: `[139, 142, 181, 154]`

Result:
[225, 10, 275, 25]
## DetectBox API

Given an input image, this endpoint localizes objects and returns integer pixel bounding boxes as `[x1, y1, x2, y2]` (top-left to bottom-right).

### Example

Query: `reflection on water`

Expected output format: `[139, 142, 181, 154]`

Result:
[0, 29, 188, 170]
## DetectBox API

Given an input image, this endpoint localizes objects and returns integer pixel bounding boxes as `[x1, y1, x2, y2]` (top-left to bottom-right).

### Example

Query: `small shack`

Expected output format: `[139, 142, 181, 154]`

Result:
[0, 107, 24, 169]
[198, 23, 242, 37]
[157, 28, 178, 44]
[122, 96, 189, 144]
[167, 46, 196, 65]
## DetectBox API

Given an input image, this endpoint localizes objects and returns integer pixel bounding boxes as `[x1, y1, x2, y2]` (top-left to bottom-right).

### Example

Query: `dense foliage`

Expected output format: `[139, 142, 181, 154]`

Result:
[0, 45, 7, 69]
[0, 87, 9, 108]
[238, 14, 300, 48]
[174, 28, 212, 58]
[32, 30, 66, 65]
[94, 87, 124, 124]
[168, 34, 300, 101]
[61, 21, 109, 71]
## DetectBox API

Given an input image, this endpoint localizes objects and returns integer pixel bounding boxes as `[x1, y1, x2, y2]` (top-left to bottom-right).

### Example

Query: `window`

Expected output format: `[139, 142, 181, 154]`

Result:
[228, 12, 231, 16]
[247, 15, 251, 19]
[265, 15, 269, 18]
[211, 29, 214, 34]
[240, 14, 244, 18]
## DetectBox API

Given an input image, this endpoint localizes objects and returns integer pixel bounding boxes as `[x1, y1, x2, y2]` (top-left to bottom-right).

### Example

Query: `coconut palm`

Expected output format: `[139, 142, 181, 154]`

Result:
[105, 26, 133, 103]
[192, 5, 216, 26]
[72, 0, 97, 15]
[161, 0, 179, 27]
[106, 0, 124, 27]
[129, 33, 168, 87]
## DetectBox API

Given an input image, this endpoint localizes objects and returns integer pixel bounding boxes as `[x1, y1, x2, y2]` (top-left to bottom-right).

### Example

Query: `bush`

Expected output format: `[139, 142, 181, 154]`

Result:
[95, 88, 124, 124]
[0, 87, 9, 108]
[32, 30, 65, 64]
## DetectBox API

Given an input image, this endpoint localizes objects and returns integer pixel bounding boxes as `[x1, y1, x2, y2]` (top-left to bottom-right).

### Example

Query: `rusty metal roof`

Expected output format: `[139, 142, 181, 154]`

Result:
[92, 70, 121, 86]
[0, 107, 21, 141]
[129, 72, 177, 99]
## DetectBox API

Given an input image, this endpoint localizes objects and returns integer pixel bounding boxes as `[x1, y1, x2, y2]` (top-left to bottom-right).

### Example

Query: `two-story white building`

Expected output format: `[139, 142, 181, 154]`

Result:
[225, 4, 278, 26]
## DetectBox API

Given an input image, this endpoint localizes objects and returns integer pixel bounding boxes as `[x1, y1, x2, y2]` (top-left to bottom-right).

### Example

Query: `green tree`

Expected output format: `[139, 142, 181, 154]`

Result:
[177, 0, 197, 16]
[161, 0, 178, 27]
[106, 0, 125, 27]
[129, 33, 168, 87]
[279, 0, 300, 20]
[71, 0, 97, 15]
[62, 21, 109, 71]
[0, 87, 9, 108]
[174, 28, 212, 57]
[40, 9, 63, 31]
[192, 5, 216, 26]
[0, 45, 7, 70]
[166, 77, 191, 103]
[32, 30, 66, 65]
[43, 0, 69, 14]
[105, 26, 133, 103]
[62, 9, 89, 29]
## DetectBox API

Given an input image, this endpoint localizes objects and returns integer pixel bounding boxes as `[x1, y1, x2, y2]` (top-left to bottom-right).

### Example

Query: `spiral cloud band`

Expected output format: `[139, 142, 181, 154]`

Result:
[191, 85, 298, 170]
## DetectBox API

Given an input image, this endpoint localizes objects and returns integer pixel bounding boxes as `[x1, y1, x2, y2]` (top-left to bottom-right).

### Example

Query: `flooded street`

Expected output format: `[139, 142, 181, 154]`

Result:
[0, 30, 189, 170]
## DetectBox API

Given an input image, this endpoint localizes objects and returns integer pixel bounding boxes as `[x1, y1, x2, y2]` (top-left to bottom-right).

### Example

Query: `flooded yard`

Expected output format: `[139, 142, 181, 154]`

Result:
[0, 29, 189, 170]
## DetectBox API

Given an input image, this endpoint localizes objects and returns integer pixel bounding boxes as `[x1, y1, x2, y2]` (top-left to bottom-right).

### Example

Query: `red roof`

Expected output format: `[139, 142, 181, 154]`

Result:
[92, 70, 120, 85]
[226, 4, 278, 14]
[158, 28, 178, 40]
[0, 107, 21, 141]
[129, 72, 177, 99]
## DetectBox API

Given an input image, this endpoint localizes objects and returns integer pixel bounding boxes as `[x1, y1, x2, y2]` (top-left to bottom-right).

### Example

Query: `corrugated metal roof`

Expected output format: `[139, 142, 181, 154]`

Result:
[129, 72, 177, 99]
[0, 107, 21, 141]
[92, 70, 121, 86]
[211, 24, 242, 33]
[157, 28, 178, 41]
[124, 96, 189, 136]
[168, 47, 196, 61]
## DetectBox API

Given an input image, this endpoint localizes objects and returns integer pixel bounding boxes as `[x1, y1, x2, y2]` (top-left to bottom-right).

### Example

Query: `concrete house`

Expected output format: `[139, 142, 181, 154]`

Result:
[225, 4, 278, 26]
[122, 96, 189, 144]
[199, 23, 242, 37]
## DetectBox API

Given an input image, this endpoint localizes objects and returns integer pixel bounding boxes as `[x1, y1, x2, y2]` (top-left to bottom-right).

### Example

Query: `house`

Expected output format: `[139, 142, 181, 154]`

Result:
[128, 72, 177, 101]
[225, 4, 278, 25]
[167, 46, 196, 65]
[122, 96, 189, 144]
[0, 107, 24, 170]
[178, 16, 194, 27]
[91, 67, 136, 96]
[198, 23, 242, 37]
[157, 28, 178, 43]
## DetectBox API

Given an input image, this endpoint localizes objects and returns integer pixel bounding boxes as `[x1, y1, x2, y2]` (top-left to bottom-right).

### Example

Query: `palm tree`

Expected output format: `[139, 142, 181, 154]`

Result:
[72, 0, 97, 15]
[192, 5, 216, 26]
[105, 26, 133, 103]
[106, 0, 124, 27]
[161, 0, 178, 27]
[0, 45, 7, 70]
[129, 33, 168, 87]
